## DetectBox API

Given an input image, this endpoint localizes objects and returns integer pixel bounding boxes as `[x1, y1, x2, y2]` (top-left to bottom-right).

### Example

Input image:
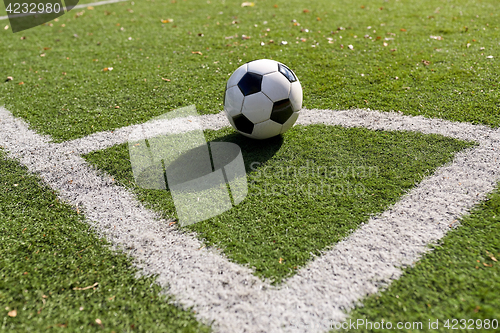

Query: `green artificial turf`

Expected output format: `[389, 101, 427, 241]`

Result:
[342, 186, 500, 333]
[84, 124, 474, 284]
[1, 0, 499, 329]
[1, 0, 499, 142]
[0, 151, 210, 333]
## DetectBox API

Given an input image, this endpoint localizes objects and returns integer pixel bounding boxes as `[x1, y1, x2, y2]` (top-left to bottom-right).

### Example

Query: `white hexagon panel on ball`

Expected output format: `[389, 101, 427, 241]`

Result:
[247, 59, 279, 75]
[261, 72, 291, 102]
[289, 80, 303, 112]
[252, 119, 283, 139]
[224, 86, 245, 118]
[241, 92, 274, 124]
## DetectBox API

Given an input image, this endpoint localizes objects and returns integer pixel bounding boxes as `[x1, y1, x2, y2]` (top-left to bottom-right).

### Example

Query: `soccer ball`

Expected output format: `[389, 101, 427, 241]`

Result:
[224, 59, 302, 139]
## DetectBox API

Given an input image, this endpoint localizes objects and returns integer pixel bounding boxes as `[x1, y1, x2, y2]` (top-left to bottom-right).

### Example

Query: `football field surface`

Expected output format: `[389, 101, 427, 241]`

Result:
[1, 106, 499, 332]
[1, 0, 500, 332]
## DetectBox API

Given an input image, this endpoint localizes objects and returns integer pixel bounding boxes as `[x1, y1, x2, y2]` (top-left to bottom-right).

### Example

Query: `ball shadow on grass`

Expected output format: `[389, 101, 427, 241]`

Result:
[135, 132, 284, 191]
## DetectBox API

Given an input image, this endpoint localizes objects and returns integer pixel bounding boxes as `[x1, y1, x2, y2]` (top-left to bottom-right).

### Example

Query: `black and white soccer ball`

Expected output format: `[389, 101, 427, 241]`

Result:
[224, 59, 302, 139]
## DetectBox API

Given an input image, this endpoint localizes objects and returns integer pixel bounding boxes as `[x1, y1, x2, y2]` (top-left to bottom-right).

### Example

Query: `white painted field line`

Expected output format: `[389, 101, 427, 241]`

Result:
[0, 0, 128, 21]
[298, 109, 496, 143]
[279, 112, 500, 330]
[63, 109, 495, 154]
[0, 107, 271, 331]
[2, 107, 500, 333]
[61, 113, 228, 155]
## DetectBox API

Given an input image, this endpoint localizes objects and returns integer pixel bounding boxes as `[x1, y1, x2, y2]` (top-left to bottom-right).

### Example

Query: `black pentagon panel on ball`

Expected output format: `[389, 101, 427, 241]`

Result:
[271, 99, 294, 124]
[278, 63, 297, 82]
[233, 114, 255, 134]
[238, 72, 263, 96]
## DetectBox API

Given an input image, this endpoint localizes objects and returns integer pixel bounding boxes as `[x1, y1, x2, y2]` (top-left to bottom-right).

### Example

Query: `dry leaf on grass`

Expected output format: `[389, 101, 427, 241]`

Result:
[486, 250, 498, 261]
[73, 282, 99, 291]
[430, 35, 443, 40]
[241, 2, 254, 7]
[8, 310, 17, 317]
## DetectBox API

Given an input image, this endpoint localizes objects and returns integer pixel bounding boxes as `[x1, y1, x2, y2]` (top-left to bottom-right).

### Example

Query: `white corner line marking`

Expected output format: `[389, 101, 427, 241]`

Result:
[1, 107, 500, 333]
[61, 112, 228, 155]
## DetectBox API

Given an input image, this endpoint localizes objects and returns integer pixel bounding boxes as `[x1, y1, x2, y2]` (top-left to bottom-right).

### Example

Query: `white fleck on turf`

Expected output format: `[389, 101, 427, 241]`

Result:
[1, 106, 500, 333]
